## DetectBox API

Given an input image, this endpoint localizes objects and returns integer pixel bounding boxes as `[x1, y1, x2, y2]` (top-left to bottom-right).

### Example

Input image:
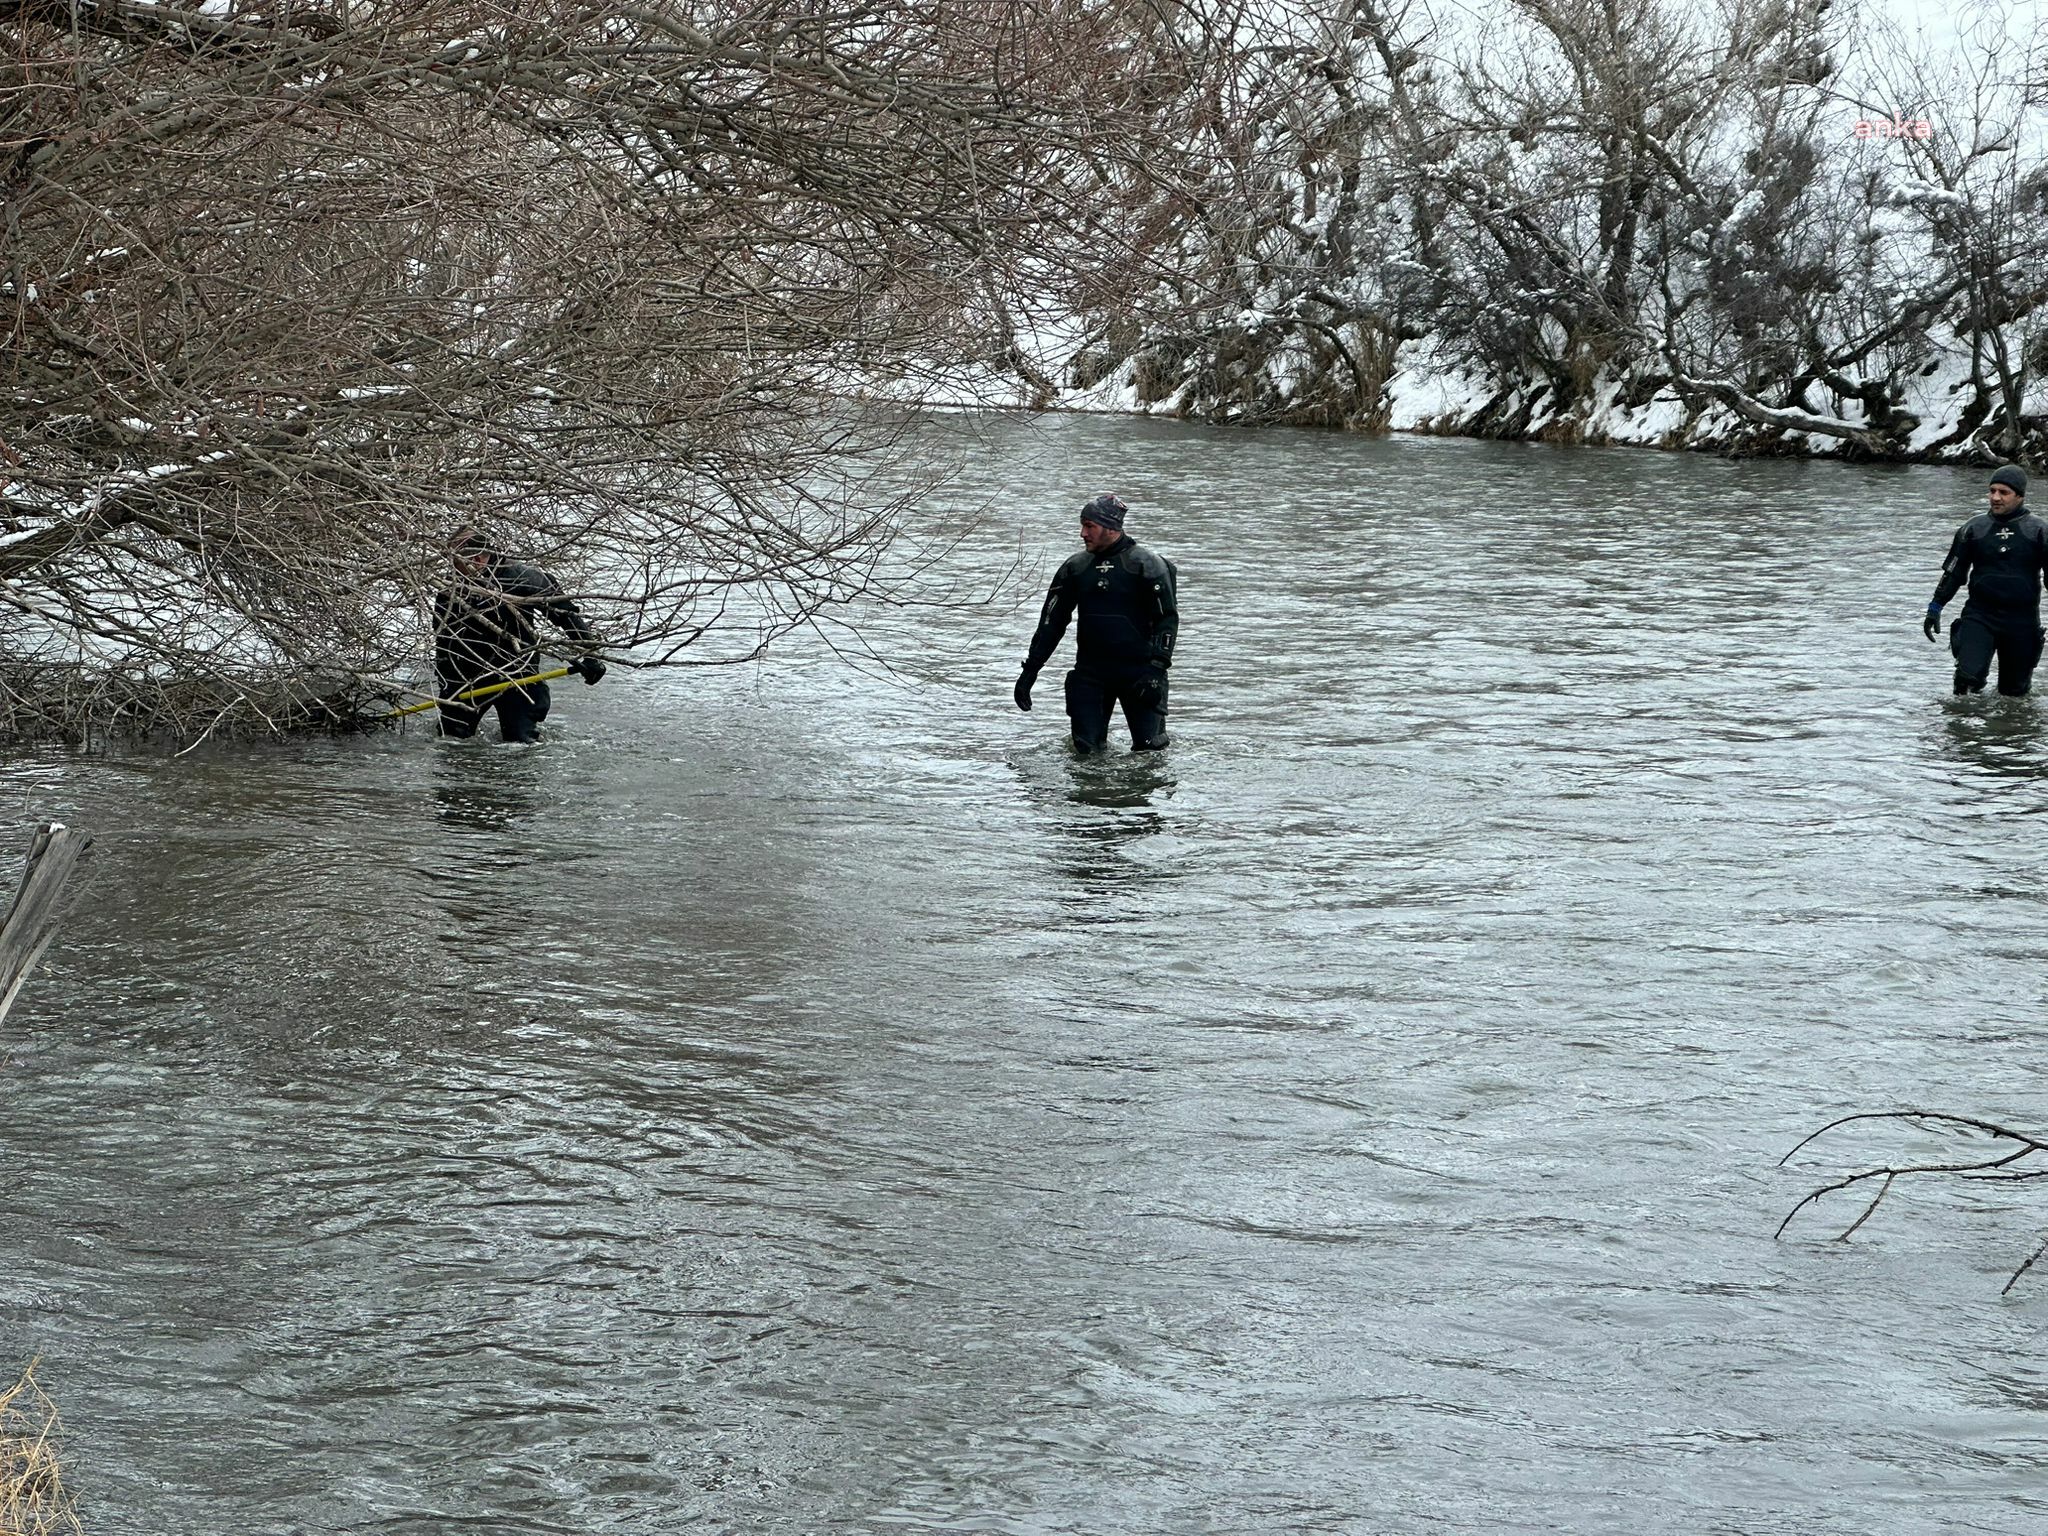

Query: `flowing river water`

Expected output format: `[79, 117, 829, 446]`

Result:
[3, 414, 2046, 1534]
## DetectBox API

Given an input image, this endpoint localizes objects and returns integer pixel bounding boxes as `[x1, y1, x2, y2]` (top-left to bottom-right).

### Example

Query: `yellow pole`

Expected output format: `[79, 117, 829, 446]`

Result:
[384, 666, 575, 720]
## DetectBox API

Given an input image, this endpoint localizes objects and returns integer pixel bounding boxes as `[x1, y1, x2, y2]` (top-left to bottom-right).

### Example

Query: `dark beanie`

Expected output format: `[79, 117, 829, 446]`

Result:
[1080, 494, 1127, 531]
[1990, 464, 2028, 497]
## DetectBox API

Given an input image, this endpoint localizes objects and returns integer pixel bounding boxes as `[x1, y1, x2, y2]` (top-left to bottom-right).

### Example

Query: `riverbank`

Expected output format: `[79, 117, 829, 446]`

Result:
[1073, 332, 2032, 465]
[868, 358, 2034, 469]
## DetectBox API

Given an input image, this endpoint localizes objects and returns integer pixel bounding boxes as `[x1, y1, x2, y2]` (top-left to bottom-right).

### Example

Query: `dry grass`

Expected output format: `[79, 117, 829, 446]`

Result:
[0, 1362, 80, 1536]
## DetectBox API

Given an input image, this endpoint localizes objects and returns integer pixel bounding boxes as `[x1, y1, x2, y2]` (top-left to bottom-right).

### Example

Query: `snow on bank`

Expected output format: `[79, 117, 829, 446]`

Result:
[977, 327, 2014, 464]
[1384, 348, 1496, 434]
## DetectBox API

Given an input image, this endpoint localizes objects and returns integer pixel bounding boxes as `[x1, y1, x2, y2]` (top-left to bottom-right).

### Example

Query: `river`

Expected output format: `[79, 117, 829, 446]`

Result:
[3, 414, 2044, 1534]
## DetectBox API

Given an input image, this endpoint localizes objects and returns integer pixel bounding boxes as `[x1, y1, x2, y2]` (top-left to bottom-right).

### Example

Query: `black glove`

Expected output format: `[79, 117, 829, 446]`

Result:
[576, 656, 607, 685]
[1014, 667, 1037, 712]
[1923, 604, 1941, 642]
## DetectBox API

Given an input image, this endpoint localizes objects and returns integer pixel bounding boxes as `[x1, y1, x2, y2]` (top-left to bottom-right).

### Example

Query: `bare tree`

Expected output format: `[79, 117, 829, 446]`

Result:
[0, 0, 1195, 736]
[1063, 0, 1455, 427]
[1830, 1, 2048, 461]
[1089, 0, 2046, 460]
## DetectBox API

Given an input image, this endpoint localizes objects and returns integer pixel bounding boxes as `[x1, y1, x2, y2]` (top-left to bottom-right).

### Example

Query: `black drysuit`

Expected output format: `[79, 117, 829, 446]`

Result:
[1932, 507, 2048, 696]
[434, 558, 599, 742]
[1023, 536, 1179, 751]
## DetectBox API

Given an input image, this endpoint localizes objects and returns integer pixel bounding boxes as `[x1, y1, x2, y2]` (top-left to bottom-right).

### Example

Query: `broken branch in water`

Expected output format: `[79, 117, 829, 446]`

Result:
[1778, 1110, 2048, 1294]
[0, 822, 91, 1030]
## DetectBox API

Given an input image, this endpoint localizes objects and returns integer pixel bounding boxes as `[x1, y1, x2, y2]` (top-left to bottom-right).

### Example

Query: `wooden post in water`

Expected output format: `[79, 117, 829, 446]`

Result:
[0, 823, 91, 1028]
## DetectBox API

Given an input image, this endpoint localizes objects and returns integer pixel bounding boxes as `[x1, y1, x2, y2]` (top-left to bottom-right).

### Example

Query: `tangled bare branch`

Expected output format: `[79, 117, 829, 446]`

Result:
[1, 0, 1204, 738]
[1777, 1110, 2048, 1294]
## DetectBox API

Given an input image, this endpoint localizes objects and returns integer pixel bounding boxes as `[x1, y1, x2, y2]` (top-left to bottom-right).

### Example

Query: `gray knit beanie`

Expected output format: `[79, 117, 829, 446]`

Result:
[1080, 494, 1127, 531]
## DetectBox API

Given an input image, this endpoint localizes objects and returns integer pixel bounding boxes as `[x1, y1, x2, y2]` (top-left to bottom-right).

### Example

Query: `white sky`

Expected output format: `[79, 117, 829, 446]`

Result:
[1857, 0, 2036, 49]
[1837, 0, 2041, 147]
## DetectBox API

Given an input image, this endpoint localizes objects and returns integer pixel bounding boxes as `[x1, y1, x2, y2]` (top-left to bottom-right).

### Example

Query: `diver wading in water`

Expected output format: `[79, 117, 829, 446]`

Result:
[1925, 465, 2048, 696]
[1014, 494, 1178, 752]
[434, 530, 607, 742]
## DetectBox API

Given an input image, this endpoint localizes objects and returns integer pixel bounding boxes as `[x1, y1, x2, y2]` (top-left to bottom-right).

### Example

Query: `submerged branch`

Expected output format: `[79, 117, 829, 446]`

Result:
[1778, 1110, 2048, 1292]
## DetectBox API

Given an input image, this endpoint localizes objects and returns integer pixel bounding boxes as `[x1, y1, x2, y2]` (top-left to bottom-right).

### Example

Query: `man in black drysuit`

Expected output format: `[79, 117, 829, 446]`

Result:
[434, 531, 607, 742]
[1014, 494, 1178, 752]
[1925, 465, 2048, 696]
